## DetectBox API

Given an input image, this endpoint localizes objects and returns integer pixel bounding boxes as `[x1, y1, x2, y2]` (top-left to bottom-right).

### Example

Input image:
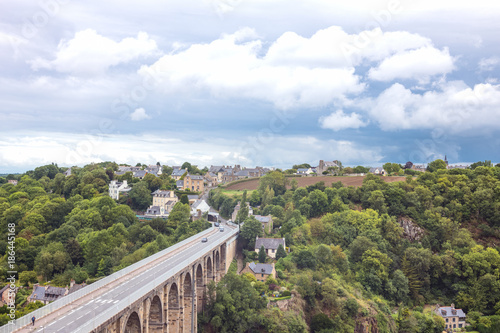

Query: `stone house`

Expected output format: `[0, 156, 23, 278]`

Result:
[204, 172, 218, 187]
[241, 262, 276, 282]
[28, 284, 68, 305]
[254, 237, 286, 258]
[435, 304, 466, 331]
[150, 189, 179, 214]
[183, 174, 204, 192]
[253, 215, 273, 233]
[0, 285, 18, 306]
[317, 160, 339, 175]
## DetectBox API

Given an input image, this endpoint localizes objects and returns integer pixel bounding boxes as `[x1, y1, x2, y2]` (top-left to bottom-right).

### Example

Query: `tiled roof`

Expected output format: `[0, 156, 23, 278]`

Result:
[133, 170, 147, 178]
[249, 262, 274, 275]
[189, 175, 204, 180]
[172, 169, 187, 176]
[152, 190, 173, 197]
[254, 215, 271, 223]
[255, 237, 285, 250]
[437, 306, 466, 318]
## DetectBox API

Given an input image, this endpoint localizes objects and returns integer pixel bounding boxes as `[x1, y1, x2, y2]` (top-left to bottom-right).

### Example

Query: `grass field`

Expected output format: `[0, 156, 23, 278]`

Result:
[219, 189, 256, 197]
[223, 175, 407, 191]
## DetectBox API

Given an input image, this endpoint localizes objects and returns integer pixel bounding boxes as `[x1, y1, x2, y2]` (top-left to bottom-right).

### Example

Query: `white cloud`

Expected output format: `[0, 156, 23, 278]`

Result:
[368, 46, 455, 82]
[140, 27, 365, 109]
[29, 29, 159, 75]
[139, 26, 446, 109]
[478, 57, 500, 72]
[367, 81, 500, 132]
[130, 108, 151, 121]
[319, 109, 368, 131]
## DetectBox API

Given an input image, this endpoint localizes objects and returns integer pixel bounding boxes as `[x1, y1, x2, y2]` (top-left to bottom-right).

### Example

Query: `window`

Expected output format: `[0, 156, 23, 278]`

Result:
[459, 324, 462, 328]
[446, 319, 448, 323]
[453, 318, 455, 322]
[272, 249, 275, 253]
[453, 324, 456, 328]
[261, 274, 264, 277]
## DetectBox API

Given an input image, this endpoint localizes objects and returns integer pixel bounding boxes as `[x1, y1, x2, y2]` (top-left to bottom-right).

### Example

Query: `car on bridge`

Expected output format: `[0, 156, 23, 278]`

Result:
[201, 237, 208, 242]
[214, 222, 220, 227]
[219, 227, 224, 232]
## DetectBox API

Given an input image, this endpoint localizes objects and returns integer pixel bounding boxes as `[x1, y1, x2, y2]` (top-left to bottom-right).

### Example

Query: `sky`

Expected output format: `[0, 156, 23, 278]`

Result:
[1, 0, 499, 173]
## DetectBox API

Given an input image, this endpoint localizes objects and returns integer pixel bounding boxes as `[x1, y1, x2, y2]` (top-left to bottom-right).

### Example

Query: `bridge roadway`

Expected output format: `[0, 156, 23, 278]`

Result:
[15, 225, 234, 333]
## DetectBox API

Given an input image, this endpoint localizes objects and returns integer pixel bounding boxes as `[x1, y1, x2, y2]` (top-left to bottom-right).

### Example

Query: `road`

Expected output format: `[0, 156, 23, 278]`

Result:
[16, 224, 234, 333]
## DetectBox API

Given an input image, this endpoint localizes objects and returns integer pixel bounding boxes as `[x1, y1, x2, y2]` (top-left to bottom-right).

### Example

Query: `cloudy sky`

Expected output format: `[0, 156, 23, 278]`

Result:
[1, 0, 499, 173]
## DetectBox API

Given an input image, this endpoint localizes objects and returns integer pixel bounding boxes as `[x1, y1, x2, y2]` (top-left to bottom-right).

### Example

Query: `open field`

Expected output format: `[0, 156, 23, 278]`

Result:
[224, 175, 408, 191]
[219, 189, 256, 197]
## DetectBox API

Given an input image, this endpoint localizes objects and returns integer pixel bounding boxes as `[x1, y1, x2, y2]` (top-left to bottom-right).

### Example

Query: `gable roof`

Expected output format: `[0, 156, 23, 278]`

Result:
[255, 237, 285, 250]
[437, 306, 466, 318]
[249, 262, 274, 275]
[209, 165, 224, 173]
[254, 215, 271, 223]
[152, 190, 173, 197]
[30, 285, 46, 301]
[188, 175, 204, 180]
[172, 169, 187, 176]
[133, 170, 148, 178]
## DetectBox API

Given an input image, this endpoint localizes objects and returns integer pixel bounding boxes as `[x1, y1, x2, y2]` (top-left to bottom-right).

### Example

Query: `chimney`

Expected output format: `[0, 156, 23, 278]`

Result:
[451, 303, 455, 309]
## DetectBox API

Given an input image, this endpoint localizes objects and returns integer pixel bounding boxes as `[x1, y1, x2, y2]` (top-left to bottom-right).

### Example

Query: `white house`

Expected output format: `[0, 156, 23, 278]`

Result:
[191, 199, 210, 217]
[108, 180, 131, 200]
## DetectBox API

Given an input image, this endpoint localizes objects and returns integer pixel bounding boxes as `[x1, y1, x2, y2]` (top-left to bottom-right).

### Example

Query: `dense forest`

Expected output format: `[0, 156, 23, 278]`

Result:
[204, 161, 500, 333]
[0, 162, 209, 325]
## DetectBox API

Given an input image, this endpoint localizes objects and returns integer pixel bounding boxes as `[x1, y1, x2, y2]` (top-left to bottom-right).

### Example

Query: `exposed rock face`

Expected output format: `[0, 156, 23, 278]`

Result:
[398, 217, 425, 241]
[355, 317, 379, 333]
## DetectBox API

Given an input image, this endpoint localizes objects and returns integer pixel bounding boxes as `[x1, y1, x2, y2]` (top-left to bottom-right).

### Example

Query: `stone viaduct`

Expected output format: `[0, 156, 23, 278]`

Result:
[94, 234, 237, 333]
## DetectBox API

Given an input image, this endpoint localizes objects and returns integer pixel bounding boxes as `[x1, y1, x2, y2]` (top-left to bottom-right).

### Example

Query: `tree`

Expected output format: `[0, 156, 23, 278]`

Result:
[240, 216, 263, 249]
[19, 271, 38, 286]
[235, 203, 249, 224]
[276, 244, 287, 260]
[258, 171, 287, 196]
[128, 182, 152, 210]
[181, 162, 192, 172]
[97, 256, 113, 276]
[404, 161, 413, 169]
[294, 249, 317, 269]
[180, 194, 189, 205]
[470, 160, 492, 169]
[427, 159, 447, 172]
[202, 273, 266, 332]
[401, 253, 422, 299]
[258, 245, 266, 263]
[310, 313, 334, 333]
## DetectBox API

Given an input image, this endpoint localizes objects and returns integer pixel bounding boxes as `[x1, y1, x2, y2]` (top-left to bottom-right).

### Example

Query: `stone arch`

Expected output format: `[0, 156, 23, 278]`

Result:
[124, 311, 141, 333]
[148, 295, 163, 333]
[206, 256, 213, 281]
[183, 272, 193, 333]
[196, 263, 204, 312]
[168, 283, 180, 333]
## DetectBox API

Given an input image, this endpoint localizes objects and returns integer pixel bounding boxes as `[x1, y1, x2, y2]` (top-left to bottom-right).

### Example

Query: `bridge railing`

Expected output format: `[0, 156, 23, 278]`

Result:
[73, 225, 239, 333]
[2, 225, 217, 333]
